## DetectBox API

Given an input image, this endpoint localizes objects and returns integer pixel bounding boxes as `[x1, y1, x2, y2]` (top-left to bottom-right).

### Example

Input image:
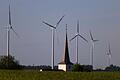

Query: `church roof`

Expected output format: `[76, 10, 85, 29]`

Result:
[59, 25, 73, 65]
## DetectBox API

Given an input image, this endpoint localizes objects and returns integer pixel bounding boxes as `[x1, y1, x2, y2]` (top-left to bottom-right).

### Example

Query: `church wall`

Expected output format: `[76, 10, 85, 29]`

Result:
[58, 64, 66, 71]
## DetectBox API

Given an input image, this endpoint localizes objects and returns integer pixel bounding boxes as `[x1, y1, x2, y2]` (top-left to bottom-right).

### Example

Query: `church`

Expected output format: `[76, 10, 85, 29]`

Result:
[58, 25, 73, 71]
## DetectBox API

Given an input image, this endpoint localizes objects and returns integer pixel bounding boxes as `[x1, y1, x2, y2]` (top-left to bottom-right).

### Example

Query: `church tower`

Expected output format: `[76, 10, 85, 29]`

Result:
[58, 24, 73, 71]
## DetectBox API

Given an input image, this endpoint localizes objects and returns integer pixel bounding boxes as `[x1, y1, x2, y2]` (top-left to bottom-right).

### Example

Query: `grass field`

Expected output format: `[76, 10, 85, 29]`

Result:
[0, 70, 120, 80]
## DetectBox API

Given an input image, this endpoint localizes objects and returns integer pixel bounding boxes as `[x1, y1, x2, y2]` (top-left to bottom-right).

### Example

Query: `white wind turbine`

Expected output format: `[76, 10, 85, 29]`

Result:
[89, 30, 99, 69]
[106, 43, 112, 66]
[7, 4, 19, 57]
[42, 15, 65, 69]
[70, 20, 88, 64]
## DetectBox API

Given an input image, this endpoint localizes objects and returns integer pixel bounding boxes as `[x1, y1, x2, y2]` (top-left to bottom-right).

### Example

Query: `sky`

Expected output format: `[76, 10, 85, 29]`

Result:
[0, 0, 120, 69]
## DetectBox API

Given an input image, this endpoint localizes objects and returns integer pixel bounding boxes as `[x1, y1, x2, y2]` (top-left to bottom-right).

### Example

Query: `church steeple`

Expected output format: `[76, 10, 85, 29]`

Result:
[59, 24, 72, 64]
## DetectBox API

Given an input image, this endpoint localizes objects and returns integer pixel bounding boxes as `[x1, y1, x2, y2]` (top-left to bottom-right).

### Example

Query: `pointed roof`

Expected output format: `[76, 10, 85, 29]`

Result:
[59, 24, 73, 64]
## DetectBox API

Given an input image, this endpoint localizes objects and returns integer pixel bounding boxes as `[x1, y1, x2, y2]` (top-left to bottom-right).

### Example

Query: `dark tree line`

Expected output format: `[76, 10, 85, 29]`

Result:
[0, 55, 120, 72]
[22, 65, 52, 71]
[0, 55, 21, 69]
[72, 64, 93, 72]
[105, 64, 120, 71]
[0, 55, 52, 70]
[72, 64, 120, 72]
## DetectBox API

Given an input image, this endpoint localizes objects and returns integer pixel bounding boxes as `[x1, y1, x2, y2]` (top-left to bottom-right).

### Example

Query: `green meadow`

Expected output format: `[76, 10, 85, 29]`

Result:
[0, 70, 120, 80]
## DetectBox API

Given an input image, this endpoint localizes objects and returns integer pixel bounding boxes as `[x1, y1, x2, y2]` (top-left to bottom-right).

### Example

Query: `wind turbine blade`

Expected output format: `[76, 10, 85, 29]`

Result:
[70, 35, 78, 41]
[10, 26, 20, 38]
[89, 30, 94, 41]
[77, 20, 79, 33]
[42, 21, 56, 29]
[108, 43, 112, 55]
[93, 40, 99, 42]
[106, 43, 112, 58]
[0, 26, 8, 29]
[108, 51, 112, 59]
[109, 54, 112, 59]
[78, 34, 88, 43]
[106, 52, 109, 55]
[56, 15, 65, 27]
[9, 4, 12, 26]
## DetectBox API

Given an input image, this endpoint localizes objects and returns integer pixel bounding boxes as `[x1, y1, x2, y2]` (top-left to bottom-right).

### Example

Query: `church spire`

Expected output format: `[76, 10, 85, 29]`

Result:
[59, 24, 72, 64]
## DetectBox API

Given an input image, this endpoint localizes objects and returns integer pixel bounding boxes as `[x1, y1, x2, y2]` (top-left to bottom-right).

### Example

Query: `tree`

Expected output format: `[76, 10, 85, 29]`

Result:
[81, 65, 93, 72]
[72, 64, 93, 72]
[72, 64, 82, 71]
[0, 55, 21, 69]
[105, 64, 120, 71]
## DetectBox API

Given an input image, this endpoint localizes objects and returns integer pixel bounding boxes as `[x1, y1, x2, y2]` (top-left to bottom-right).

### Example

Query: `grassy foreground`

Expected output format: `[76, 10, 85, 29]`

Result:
[0, 70, 120, 80]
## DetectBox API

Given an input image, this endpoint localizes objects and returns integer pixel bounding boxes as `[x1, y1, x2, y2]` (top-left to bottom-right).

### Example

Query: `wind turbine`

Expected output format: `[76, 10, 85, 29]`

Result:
[70, 20, 88, 64]
[42, 15, 65, 69]
[106, 43, 112, 66]
[89, 30, 99, 69]
[7, 4, 19, 57]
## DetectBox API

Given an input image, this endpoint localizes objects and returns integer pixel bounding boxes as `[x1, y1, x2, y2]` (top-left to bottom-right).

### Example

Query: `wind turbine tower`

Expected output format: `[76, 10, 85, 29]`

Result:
[70, 20, 88, 64]
[42, 15, 65, 69]
[89, 30, 99, 69]
[7, 4, 19, 57]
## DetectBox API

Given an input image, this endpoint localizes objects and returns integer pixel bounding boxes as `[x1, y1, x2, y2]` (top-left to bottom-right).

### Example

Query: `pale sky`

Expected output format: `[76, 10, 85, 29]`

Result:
[0, 0, 120, 68]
